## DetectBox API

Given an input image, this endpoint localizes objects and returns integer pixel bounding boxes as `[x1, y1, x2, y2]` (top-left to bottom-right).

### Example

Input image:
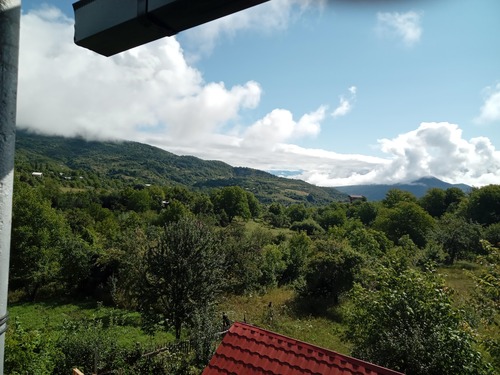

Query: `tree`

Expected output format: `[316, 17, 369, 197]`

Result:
[301, 240, 363, 305]
[154, 199, 191, 226]
[10, 183, 70, 300]
[483, 222, 500, 247]
[5, 319, 56, 375]
[211, 186, 251, 224]
[282, 231, 312, 284]
[316, 206, 346, 230]
[266, 202, 288, 228]
[246, 190, 261, 218]
[429, 213, 483, 264]
[466, 185, 500, 226]
[444, 187, 466, 211]
[286, 203, 308, 223]
[345, 267, 491, 375]
[374, 202, 434, 248]
[259, 244, 287, 288]
[290, 218, 324, 236]
[123, 188, 152, 213]
[354, 201, 378, 226]
[419, 188, 446, 217]
[382, 189, 418, 208]
[219, 224, 264, 294]
[347, 227, 391, 257]
[139, 217, 225, 339]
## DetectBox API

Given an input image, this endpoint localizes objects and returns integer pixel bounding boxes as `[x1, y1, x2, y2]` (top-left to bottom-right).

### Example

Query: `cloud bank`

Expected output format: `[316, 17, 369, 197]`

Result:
[17, 6, 500, 189]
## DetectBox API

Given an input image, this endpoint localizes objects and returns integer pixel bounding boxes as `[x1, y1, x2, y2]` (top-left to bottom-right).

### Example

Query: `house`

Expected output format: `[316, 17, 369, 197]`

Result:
[348, 194, 366, 203]
[203, 322, 404, 375]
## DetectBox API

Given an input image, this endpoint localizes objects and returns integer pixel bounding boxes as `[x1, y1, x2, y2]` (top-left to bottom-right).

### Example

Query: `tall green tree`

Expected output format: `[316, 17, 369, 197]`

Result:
[10, 183, 70, 300]
[352, 201, 378, 226]
[444, 187, 466, 211]
[211, 186, 251, 223]
[282, 231, 312, 283]
[374, 202, 434, 248]
[316, 206, 346, 230]
[345, 267, 491, 375]
[301, 240, 363, 305]
[382, 189, 418, 208]
[429, 213, 483, 263]
[466, 185, 500, 226]
[419, 188, 447, 217]
[139, 218, 225, 339]
[265, 202, 289, 228]
[286, 203, 308, 223]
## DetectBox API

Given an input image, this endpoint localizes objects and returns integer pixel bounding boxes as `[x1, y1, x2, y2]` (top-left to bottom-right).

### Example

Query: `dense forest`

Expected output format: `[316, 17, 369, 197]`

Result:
[5, 135, 500, 374]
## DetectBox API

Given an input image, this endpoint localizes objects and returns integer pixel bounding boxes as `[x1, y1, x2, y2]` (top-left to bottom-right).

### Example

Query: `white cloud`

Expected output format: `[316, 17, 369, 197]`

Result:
[476, 83, 500, 124]
[332, 86, 356, 118]
[375, 122, 500, 186]
[241, 106, 325, 149]
[17, 7, 261, 142]
[332, 98, 351, 118]
[376, 11, 423, 47]
[281, 123, 499, 187]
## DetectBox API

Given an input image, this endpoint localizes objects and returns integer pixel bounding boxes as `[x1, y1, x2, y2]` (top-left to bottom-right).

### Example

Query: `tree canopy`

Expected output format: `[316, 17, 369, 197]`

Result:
[139, 217, 225, 339]
[345, 267, 491, 375]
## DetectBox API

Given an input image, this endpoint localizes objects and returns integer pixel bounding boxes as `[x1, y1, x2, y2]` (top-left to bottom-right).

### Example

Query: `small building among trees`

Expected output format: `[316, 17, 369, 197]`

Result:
[348, 194, 366, 203]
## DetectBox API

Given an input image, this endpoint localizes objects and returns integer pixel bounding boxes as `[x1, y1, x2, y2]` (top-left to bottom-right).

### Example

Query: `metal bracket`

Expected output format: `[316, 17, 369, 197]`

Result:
[0, 312, 9, 336]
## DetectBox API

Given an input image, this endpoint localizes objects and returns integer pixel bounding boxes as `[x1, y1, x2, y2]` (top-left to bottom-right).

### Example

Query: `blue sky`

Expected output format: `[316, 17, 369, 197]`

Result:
[17, 0, 500, 186]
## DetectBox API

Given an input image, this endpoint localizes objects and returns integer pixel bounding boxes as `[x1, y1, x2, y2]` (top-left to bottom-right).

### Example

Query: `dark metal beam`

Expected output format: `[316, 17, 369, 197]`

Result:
[73, 0, 270, 56]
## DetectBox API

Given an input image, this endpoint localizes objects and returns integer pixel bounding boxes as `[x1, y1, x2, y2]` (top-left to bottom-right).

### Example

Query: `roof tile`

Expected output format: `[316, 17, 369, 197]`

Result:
[203, 322, 404, 375]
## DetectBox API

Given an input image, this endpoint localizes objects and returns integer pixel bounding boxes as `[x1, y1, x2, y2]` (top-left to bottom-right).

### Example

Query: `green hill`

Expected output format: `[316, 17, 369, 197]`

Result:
[15, 130, 347, 205]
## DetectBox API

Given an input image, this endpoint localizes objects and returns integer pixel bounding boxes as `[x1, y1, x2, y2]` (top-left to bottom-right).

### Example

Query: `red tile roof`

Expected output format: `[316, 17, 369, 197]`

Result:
[203, 322, 404, 375]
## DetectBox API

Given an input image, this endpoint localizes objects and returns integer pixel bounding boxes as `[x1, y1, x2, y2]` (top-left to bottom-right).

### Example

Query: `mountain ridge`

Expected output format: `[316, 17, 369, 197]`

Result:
[335, 176, 471, 201]
[14, 130, 347, 205]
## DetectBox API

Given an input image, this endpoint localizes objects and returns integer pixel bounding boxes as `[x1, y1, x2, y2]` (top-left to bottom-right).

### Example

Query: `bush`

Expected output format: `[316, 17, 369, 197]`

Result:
[345, 267, 492, 375]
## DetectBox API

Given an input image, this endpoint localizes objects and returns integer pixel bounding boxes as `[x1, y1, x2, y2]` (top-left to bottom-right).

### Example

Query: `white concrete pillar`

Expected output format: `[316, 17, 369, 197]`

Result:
[0, 0, 21, 373]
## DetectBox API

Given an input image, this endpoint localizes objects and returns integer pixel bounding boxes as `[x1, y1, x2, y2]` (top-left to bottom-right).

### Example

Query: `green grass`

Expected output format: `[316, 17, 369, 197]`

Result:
[439, 262, 479, 304]
[219, 287, 351, 355]
[8, 300, 174, 348]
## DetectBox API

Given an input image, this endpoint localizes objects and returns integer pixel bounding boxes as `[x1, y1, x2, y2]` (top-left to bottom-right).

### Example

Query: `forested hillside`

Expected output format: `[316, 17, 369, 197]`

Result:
[5, 132, 500, 375]
[15, 130, 347, 205]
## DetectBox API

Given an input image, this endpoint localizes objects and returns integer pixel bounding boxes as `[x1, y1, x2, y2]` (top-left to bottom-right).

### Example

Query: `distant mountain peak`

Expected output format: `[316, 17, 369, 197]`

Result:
[335, 176, 471, 201]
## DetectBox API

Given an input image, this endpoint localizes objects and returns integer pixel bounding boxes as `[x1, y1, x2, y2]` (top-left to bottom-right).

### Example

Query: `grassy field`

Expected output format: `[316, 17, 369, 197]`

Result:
[219, 287, 351, 354]
[8, 287, 351, 356]
[8, 299, 174, 348]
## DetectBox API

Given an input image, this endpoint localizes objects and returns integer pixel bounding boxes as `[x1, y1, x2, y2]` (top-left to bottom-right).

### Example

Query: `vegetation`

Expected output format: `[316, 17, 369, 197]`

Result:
[345, 266, 491, 375]
[15, 130, 347, 205]
[5, 133, 500, 374]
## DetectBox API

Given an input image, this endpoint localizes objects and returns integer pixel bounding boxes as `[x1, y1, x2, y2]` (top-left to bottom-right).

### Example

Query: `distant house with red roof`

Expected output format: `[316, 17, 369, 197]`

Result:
[203, 322, 404, 375]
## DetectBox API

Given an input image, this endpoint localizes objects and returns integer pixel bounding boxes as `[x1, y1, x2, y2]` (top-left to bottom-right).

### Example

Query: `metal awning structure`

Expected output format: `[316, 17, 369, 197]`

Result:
[73, 0, 270, 56]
